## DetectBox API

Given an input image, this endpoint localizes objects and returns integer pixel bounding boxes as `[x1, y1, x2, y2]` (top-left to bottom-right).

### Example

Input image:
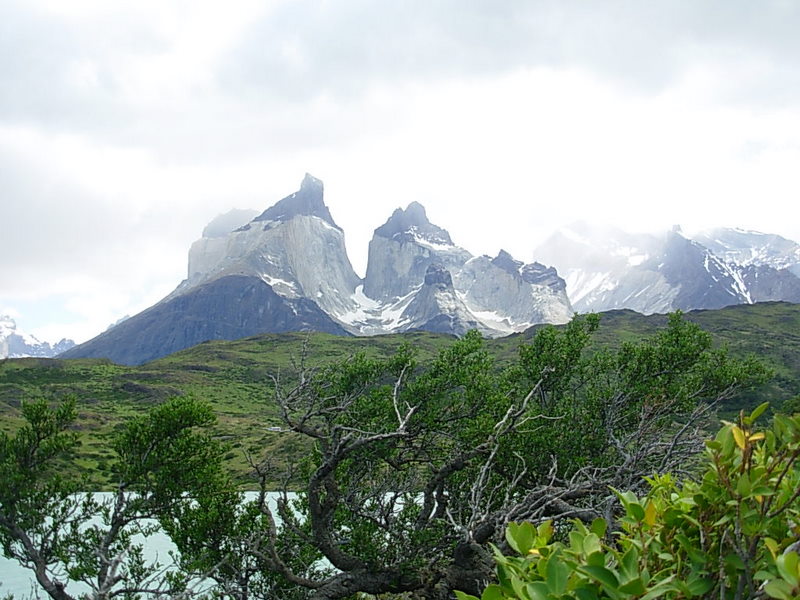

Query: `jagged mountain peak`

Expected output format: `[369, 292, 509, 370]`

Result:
[690, 227, 800, 272]
[492, 250, 523, 275]
[374, 202, 453, 246]
[0, 315, 75, 359]
[253, 173, 339, 230]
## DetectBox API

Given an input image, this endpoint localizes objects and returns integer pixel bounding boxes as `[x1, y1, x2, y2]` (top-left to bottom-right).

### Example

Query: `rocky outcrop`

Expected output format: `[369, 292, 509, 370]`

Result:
[455, 252, 572, 334]
[740, 265, 800, 303]
[182, 174, 361, 320]
[361, 205, 572, 335]
[64, 174, 359, 365]
[655, 230, 746, 310]
[363, 203, 471, 301]
[397, 265, 487, 336]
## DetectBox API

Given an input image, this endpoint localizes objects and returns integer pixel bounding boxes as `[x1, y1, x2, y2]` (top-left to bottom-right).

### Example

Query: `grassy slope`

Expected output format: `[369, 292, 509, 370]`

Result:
[1, 303, 798, 487]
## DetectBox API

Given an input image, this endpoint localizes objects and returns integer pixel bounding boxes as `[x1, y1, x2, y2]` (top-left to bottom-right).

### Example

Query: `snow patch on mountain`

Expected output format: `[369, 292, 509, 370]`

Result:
[535, 223, 800, 315]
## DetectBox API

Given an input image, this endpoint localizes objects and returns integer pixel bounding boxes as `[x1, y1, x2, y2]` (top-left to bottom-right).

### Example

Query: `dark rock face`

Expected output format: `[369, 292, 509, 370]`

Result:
[491, 250, 522, 275]
[520, 263, 566, 292]
[398, 265, 486, 336]
[253, 174, 340, 230]
[423, 264, 453, 287]
[656, 231, 744, 311]
[60, 275, 348, 365]
[741, 265, 800, 303]
[373, 202, 452, 244]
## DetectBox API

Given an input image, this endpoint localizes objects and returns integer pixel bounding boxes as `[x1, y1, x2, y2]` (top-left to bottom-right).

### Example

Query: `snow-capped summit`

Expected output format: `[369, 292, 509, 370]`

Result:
[690, 228, 800, 274]
[534, 222, 800, 315]
[0, 315, 75, 359]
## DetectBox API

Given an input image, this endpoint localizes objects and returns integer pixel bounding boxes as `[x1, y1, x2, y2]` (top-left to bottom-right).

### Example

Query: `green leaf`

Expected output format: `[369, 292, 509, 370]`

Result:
[750, 401, 770, 423]
[620, 547, 639, 579]
[628, 502, 646, 522]
[754, 570, 775, 581]
[481, 585, 504, 600]
[537, 520, 554, 541]
[736, 473, 752, 497]
[764, 579, 795, 600]
[619, 577, 646, 595]
[776, 552, 799, 587]
[506, 522, 536, 555]
[583, 533, 601, 556]
[587, 551, 606, 567]
[686, 577, 714, 596]
[455, 592, 480, 600]
[639, 578, 679, 600]
[712, 514, 732, 527]
[526, 582, 550, 600]
[590, 518, 607, 538]
[580, 565, 619, 589]
[546, 552, 569, 595]
[575, 588, 600, 600]
[510, 573, 530, 600]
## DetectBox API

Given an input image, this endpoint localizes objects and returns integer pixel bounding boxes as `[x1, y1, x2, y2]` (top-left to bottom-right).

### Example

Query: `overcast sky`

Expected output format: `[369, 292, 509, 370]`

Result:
[2, 0, 800, 344]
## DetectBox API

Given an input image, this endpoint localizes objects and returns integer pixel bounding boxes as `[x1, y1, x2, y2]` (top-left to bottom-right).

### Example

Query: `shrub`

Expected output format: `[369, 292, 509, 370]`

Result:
[459, 404, 800, 600]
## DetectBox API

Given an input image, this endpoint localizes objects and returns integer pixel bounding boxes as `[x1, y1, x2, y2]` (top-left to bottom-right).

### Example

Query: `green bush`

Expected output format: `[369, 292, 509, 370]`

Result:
[459, 404, 800, 600]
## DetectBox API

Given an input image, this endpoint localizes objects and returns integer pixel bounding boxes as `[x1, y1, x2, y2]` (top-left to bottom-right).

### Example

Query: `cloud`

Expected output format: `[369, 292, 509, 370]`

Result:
[1, 0, 800, 343]
[217, 0, 800, 106]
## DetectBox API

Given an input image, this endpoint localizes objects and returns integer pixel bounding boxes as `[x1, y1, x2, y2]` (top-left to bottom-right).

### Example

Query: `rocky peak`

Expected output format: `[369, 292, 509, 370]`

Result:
[491, 250, 523, 276]
[423, 264, 453, 287]
[374, 202, 453, 245]
[253, 173, 339, 230]
[520, 262, 566, 291]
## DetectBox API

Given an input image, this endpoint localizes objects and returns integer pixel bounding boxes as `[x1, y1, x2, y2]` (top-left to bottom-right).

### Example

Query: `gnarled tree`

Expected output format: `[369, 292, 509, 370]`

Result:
[177, 313, 769, 599]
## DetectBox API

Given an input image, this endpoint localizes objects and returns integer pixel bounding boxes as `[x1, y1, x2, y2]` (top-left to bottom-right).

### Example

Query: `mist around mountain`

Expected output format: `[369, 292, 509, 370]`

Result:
[534, 223, 800, 315]
[0, 315, 74, 359]
[62, 174, 572, 365]
[60, 175, 800, 365]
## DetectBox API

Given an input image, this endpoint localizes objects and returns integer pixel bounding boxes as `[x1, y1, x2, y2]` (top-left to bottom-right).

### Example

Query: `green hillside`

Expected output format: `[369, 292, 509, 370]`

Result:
[1, 303, 798, 487]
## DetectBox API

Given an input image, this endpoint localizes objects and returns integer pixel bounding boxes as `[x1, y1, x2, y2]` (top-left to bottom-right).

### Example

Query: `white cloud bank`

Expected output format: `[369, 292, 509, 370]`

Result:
[1, 0, 800, 343]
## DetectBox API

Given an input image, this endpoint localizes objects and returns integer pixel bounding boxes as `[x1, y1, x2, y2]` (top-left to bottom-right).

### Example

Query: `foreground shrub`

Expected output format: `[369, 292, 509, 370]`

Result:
[460, 404, 800, 600]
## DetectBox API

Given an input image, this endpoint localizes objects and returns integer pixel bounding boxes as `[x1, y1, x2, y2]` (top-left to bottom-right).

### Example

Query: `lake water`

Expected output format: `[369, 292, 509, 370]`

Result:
[0, 492, 283, 599]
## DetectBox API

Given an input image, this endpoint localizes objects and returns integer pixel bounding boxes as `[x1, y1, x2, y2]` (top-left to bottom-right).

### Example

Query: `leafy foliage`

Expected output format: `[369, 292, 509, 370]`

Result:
[0, 395, 228, 600]
[1, 303, 795, 487]
[461, 405, 800, 600]
[167, 313, 768, 599]
[0, 313, 777, 599]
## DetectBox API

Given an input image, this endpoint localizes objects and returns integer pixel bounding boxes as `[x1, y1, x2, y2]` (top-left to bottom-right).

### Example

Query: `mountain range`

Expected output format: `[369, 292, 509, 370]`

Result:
[534, 223, 800, 314]
[0, 315, 74, 359]
[62, 174, 800, 365]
